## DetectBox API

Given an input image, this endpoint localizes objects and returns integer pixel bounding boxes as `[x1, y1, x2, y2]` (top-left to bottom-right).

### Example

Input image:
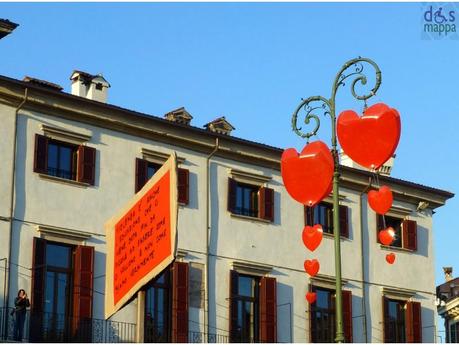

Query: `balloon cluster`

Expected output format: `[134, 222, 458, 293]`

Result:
[281, 103, 401, 304]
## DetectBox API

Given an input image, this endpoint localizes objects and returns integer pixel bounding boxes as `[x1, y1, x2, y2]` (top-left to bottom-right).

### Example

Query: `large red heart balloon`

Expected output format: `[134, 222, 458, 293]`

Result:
[281, 141, 334, 207]
[302, 225, 323, 251]
[368, 185, 393, 215]
[306, 292, 317, 304]
[304, 259, 320, 277]
[378, 227, 395, 246]
[386, 253, 396, 264]
[337, 103, 401, 169]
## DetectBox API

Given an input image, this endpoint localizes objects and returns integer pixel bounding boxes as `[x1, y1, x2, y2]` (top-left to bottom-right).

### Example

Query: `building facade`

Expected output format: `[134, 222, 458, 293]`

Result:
[437, 267, 459, 343]
[0, 72, 453, 343]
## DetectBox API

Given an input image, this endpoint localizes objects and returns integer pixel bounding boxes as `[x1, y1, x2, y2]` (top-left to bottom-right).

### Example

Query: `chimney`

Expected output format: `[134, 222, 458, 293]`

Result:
[164, 107, 193, 125]
[204, 116, 235, 136]
[340, 150, 395, 176]
[444, 267, 453, 282]
[70, 70, 110, 103]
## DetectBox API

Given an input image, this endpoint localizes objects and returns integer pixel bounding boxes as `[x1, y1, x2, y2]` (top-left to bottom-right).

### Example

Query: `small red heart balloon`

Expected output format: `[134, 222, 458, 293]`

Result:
[386, 253, 396, 264]
[306, 292, 317, 304]
[281, 141, 334, 207]
[337, 103, 401, 169]
[302, 225, 323, 251]
[378, 227, 395, 246]
[304, 259, 320, 277]
[368, 185, 393, 215]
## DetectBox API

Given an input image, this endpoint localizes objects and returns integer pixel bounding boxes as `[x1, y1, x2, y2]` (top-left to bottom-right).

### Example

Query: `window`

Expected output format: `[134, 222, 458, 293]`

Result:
[229, 271, 277, 343]
[144, 262, 189, 343]
[135, 158, 190, 205]
[309, 287, 352, 342]
[145, 269, 171, 343]
[305, 202, 349, 237]
[227, 178, 274, 222]
[377, 215, 417, 250]
[382, 297, 422, 343]
[34, 134, 96, 185]
[450, 322, 459, 343]
[47, 140, 77, 180]
[30, 238, 94, 342]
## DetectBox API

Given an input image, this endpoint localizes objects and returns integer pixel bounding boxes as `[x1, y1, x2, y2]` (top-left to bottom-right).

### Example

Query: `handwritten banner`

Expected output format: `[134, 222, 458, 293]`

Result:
[105, 154, 177, 319]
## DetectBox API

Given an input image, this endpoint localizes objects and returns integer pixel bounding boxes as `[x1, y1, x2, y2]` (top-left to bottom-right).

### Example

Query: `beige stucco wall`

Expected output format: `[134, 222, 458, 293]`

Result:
[0, 102, 440, 342]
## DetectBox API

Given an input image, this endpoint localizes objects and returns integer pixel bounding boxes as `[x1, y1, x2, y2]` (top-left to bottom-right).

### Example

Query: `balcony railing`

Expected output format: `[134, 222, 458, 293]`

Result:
[0, 308, 136, 343]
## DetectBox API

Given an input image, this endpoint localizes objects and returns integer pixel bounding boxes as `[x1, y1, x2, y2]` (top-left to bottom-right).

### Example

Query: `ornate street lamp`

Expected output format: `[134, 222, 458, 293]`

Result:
[291, 57, 382, 343]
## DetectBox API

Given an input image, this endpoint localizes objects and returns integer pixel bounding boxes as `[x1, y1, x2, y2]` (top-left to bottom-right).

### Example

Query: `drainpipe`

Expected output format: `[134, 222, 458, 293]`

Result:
[359, 177, 372, 343]
[5, 88, 28, 312]
[205, 138, 219, 340]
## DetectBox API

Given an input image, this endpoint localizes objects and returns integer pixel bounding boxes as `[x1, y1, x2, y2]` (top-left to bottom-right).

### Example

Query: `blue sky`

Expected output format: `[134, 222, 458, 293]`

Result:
[1, 2, 458, 337]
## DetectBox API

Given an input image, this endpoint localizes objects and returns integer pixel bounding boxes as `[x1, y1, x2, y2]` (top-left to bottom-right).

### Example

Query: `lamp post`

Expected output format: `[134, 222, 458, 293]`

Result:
[291, 57, 382, 343]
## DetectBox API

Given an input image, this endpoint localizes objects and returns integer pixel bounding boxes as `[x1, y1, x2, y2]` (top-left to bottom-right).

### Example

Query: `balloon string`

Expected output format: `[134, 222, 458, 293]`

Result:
[373, 170, 387, 229]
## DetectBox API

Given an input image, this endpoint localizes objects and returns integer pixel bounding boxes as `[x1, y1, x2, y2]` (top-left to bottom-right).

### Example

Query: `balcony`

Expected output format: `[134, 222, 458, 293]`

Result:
[0, 308, 136, 343]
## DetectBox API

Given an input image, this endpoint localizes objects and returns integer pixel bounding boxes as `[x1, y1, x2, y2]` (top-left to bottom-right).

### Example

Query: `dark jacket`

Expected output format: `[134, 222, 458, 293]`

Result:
[14, 296, 30, 313]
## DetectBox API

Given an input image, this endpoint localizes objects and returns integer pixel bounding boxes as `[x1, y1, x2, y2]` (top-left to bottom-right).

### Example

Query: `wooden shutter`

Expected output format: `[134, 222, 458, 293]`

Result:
[382, 296, 390, 343]
[260, 276, 277, 342]
[77, 145, 96, 185]
[342, 290, 353, 342]
[259, 187, 274, 222]
[33, 134, 48, 174]
[227, 178, 237, 213]
[403, 220, 417, 251]
[229, 270, 239, 342]
[377, 215, 384, 244]
[72, 245, 94, 341]
[172, 261, 189, 343]
[177, 168, 189, 205]
[30, 237, 46, 342]
[135, 158, 148, 193]
[339, 205, 349, 238]
[305, 206, 314, 226]
[406, 301, 422, 343]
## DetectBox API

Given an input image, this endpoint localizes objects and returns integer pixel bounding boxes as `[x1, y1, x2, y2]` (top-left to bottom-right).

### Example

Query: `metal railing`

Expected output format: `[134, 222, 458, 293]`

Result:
[0, 308, 136, 343]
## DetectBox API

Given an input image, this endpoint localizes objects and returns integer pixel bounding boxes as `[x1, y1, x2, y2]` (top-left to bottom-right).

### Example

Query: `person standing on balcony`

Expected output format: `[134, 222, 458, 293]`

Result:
[13, 289, 30, 341]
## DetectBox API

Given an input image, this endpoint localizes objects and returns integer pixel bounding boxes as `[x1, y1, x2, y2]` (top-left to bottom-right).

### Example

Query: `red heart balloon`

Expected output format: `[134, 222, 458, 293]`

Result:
[378, 227, 395, 246]
[368, 185, 393, 215]
[337, 103, 401, 169]
[306, 292, 317, 304]
[281, 141, 334, 207]
[304, 259, 320, 277]
[302, 225, 323, 251]
[386, 253, 396, 264]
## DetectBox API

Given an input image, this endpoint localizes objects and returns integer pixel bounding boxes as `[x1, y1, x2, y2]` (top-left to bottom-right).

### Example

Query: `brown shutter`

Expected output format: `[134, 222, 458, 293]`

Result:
[260, 276, 277, 342]
[402, 220, 417, 251]
[305, 206, 314, 226]
[339, 205, 349, 238]
[342, 290, 353, 342]
[259, 187, 274, 222]
[406, 301, 422, 343]
[229, 270, 239, 342]
[72, 245, 94, 341]
[135, 158, 148, 193]
[177, 168, 189, 205]
[33, 134, 48, 174]
[382, 296, 389, 343]
[30, 237, 46, 342]
[377, 215, 384, 244]
[172, 261, 189, 343]
[77, 145, 96, 185]
[227, 178, 237, 213]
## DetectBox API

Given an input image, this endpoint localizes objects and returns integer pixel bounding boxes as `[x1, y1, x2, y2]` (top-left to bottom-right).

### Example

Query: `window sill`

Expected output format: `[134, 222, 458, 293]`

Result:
[38, 173, 90, 188]
[322, 232, 350, 241]
[380, 244, 414, 253]
[230, 213, 272, 224]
